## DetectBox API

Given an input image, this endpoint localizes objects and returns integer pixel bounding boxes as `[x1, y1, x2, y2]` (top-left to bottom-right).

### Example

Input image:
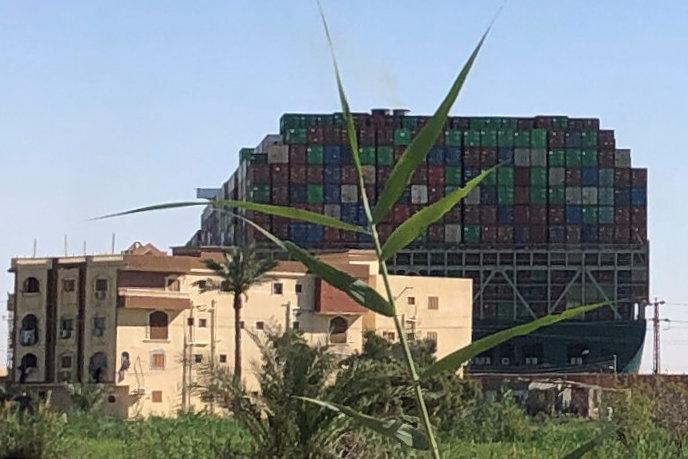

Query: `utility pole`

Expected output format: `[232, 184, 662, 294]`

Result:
[650, 298, 666, 375]
[210, 301, 216, 413]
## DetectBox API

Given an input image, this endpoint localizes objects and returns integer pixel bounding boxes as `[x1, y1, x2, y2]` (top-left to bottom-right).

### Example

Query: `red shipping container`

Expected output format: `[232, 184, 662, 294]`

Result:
[530, 225, 547, 243]
[271, 164, 289, 185]
[598, 130, 615, 147]
[322, 126, 340, 143]
[464, 148, 481, 167]
[599, 225, 615, 243]
[428, 224, 444, 242]
[480, 206, 497, 224]
[307, 126, 324, 144]
[614, 169, 631, 187]
[248, 164, 270, 183]
[480, 149, 498, 167]
[514, 205, 530, 225]
[365, 184, 376, 202]
[428, 186, 443, 202]
[615, 208, 631, 225]
[497, 226, 513, 243]
[549, 206, 565, 225]
[548, 131, 566, 148]
[323, 227, 340, 242]
[393, 205, 411, 223]
[514, 187, 530, 205]
[246, 226, 269, 243]
[529, 206, 547, 224]
[271, 185, 289, 205]
[517, 118, 535, 130]
[565, 169, 581, 186]
[290, 165, 306, 184]
[376, 223, 394, 242]
[598, 150, 615, 167]
[378, 128, 395, 144]
[341, 166, 357, 184]
[377, 166, 391, 183]
[394, 146, 406, 162]
[359, 127, 376, 146]
[565, 225, 581, 243]
[340, 230, 357, 242]
[289, 145, 307, 164]
[444, 206, 462, 223]
[631, 168, 647, 187]
[614, 226, 630, 243]
[631, 225, 647, 242]
[514, 168, 530, 186]
[464, 206, 481, 224]
[482, 226, 498, 243]
[534, 116, 553, 129]
[451, 117, 471, 130]
[411, 166, 427, 185]
[307, 166, 323, 183]
[273, 216, 290, 227]
[305, 204, 323, 214]
[273, 223, 289, 239]
[631, 207, 647, 225]
[428, 166, 444, 185]
[245, 210, 270, 224]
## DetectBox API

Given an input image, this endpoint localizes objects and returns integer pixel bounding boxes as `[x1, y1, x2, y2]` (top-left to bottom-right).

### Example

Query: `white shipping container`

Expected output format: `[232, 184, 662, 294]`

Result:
[565, 187, 582, 205]
[530, 148, 547, 167]
[445, 224, 462, 243]
[324, 204, 341, 219]
[256, 134, 283, 154]
[465, 186, 481, 205]
[341, 185, 358, 203]
[411, 185, 428, 204]
[549, 167, 565, 186]
[582, 187, 598, 205]
[514, 148, 530, 167]
[362, 166, 376, 184]
[615, 149, 631, 168]
[267, 144, 289, 164]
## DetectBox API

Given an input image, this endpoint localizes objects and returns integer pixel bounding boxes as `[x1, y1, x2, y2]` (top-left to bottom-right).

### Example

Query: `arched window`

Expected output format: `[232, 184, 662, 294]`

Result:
[149, 311, 169, 340]
[19, 353, 38, 383]
[19, 314, 38, 346]
[329, 316, 348, 344]
[89, 352, 108, 383]
[23, 277, 40, 294]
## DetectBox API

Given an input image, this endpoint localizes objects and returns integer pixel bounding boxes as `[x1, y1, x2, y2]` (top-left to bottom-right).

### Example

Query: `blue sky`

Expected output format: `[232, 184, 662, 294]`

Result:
[1, 1, 687, 372]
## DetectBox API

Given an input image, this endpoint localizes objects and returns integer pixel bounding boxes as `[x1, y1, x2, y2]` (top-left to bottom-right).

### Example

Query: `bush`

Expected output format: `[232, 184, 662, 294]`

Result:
[0, 402, 72, 459]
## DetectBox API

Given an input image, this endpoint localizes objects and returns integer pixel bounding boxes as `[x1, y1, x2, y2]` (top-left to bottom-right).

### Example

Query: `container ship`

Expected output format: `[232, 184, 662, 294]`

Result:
[187, 109, 649, 374]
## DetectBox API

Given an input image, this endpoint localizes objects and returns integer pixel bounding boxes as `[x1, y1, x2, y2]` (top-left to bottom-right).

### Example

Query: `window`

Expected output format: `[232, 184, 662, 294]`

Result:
[152, 390, 163, 403]
[256, 321, 264, 330]
[187, 317, 195, 326]
[219, 354, 227, 363]
[89, 352, 107, 383]
[23, 277, 40, 294]
[62, 279, 75, 292]
[426, 331, 438, 345]
[382, 331, 395, 342]
[406, 332, 416, 341]
[60, 354, 73, 369]
[292, 321, 300, 330]
[60, 318, 74, 339]
[329, 317, 348, 344]
[194, 354, 203, 363]
[95, 279, 108, 300]
[239, 321, 245, 329]
[272, 283, 283, 295]
[19, 354, 38, 382]
[166, 278, 180, 291]
[19, 314, 38, 346]
[108, 395, 116, 403]
[428, 296, 439, 310]
[407, 297, 415, 305]
[93, 317, 106, 337]
[149, 311, 169, 340]
[151, 352, 165, 370]
[199, 318, 208, 328]
[295, 284, 302, 293]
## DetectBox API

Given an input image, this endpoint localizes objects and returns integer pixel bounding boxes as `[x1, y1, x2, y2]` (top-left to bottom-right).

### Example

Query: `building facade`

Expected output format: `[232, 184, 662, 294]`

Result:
[7, 243, 472, 417]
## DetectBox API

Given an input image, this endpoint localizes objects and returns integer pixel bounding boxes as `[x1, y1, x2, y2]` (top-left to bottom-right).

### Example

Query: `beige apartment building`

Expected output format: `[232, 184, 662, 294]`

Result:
[7, 243, 472, 417]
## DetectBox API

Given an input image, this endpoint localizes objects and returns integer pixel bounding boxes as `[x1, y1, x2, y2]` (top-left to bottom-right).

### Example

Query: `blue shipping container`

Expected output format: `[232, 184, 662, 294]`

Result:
[464, 167, 481, 180]
[549, 226, 565, 243]
[357, 232, 373, 243]
[323, 145, 341, 165]
[324, 184, 340, 203]
[582, 225, 598, 242]
[498, 147, 514, 165]
[614, 189, 631, 206]
[480, 186, 497, 205]
[289, 223, 308, 242]
[581, 168, 598, 186]
[399, 187, 411, 204]
[498, 206, 514, 224]
[514, 226, 529, 243]
[445, 147, 462, 166]
[340, 146, 352, 164]
[427, 147, 445, 166]
[340, 203, 362, 224]
[566, 206, 582, 224]
[324, 165, 342, 184]
[306, 224, 323, 242]
[289, 184, 307, 203]
[631, 187, 647, 206]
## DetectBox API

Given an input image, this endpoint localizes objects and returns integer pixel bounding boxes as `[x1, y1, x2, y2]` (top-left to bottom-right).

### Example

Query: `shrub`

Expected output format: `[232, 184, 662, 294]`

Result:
[0, 402, 71, 459]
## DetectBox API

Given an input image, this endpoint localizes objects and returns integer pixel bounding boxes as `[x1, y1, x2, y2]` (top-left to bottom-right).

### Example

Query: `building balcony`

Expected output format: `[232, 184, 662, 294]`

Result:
[118, 288, 192, 310]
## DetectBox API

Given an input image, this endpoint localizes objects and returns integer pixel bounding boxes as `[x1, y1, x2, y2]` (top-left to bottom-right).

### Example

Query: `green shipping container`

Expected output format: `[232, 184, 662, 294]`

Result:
[402, 116, 419, 130]
[497, 167, 514, 187]
[482, 171, 497, 186]
[359, 146, 376, 165]
[583, 206, 598, 224]
[530, 187, 547, 204]
[549, 186, 565, 205]
[463, 225, 481, 244]
[598, 188, 614, 206]
[251, 185, 270, 203]
[307, 184, 324, 204]
[240, 148, 255, 163]
[514, 130, 531, 148]
[307, 145, 324, 164]
[464, 130, 481, 147]
[249, 154, 268, 165]
[581, 149, 598, 167]
[445, 130, 463, 146]
[481, 129, 498, 148]
[377, 146, 394, 166]
[286, 128, 308, 144]
[394, 128, 412, 145]
[445, 167, 462, 185]
[566, 149, 582, 168]
[530, 129, 548, 148]
[530, 167, 547, 188]
[497, 302, 513, 320]
[548, 149, 566, 167]
[581, 130, 598, 148]
[552, 117, 568, 130]
[499, 118, 519, 130]
[599, 169, 614, 187]
[498, 187, 514, 205]
[445, 185, 458, 195]
[598, 206, 614, 224]
[497, 129, 515, 147]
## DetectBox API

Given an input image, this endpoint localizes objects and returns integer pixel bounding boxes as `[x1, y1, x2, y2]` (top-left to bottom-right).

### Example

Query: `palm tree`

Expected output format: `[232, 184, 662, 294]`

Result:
[199, 245, 276, 381]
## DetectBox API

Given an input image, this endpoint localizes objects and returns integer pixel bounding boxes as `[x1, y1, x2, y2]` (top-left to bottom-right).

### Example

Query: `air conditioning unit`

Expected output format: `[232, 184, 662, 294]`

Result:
[95, 291, 106, 300]
[59, 329, 72, 339]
